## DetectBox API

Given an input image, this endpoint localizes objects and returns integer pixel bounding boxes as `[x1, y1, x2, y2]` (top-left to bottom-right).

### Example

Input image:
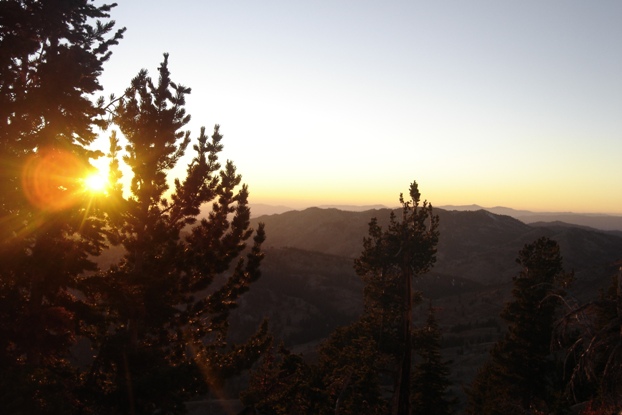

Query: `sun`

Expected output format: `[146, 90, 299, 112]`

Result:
[83, 168, 109, 194]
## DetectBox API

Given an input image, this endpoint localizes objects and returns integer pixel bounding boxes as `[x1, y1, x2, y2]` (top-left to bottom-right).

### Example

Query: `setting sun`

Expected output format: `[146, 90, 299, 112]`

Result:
[83, 169, 109, 194]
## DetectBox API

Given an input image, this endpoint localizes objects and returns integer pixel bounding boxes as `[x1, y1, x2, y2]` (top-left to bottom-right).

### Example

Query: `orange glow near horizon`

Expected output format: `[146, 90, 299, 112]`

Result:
[247, 181, 622, 215]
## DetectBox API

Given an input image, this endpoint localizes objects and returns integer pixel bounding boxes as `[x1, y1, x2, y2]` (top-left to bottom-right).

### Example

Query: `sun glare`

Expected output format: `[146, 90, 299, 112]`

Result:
[83, 170, 109, 194]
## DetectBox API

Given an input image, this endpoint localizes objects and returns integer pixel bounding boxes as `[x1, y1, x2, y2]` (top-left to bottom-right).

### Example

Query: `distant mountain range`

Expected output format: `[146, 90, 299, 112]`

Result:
[240, 206, 622, 350]
[438, 204, 622, 232]
[250, 203, 622, 232]
[250, 207, 621, 288]
[235, 206, 622, 406]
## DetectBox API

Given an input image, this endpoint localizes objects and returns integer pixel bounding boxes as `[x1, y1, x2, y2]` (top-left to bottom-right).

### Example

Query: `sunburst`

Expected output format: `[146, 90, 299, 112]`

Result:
[83, 167, 110, 194]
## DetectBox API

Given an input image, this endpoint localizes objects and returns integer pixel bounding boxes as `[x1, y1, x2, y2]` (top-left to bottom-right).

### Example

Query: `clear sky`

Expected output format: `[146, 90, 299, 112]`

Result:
[97, 1, 622, 214]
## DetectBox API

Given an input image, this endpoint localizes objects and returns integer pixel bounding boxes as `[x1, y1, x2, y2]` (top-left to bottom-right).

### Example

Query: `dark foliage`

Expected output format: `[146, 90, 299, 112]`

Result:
[0, 3, 269, 413]
[355, 181, 440, 414]
[240, 182, 441, 414]
[241, 343, 329, 415]
[316, 322, 391, 415]
[412, 305, 456, 415]
[0, 1, 123, 412]
[554, 266, 622, 409]
[466, 237, 572, 415]
[81, 56, 271, 414]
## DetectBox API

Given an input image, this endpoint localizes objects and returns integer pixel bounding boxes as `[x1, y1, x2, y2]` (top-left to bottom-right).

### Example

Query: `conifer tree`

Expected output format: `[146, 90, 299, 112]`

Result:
[242, 182, 439, 415]
[466, 237, 572, 415]
[411, 305, 455, 415]
[1, 2, 269, 413]
[354, 181, 439, 415]
[0, 1, 124, 413]
[83, 55, 270, 414]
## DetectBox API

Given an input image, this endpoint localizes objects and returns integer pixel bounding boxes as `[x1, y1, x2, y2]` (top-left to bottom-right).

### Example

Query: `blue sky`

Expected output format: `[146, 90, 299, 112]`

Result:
[97, 1, 622, 213]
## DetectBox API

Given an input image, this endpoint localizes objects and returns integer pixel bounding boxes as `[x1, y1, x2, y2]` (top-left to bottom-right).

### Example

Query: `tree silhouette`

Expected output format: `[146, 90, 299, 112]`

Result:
[82, 55, 270, 414]
[354, 181, 440, 415]
[466, 237, 572, 415]
[0, 3, 270, 412]
[0, 1, 124, 413]
[239, 182, 439, 414]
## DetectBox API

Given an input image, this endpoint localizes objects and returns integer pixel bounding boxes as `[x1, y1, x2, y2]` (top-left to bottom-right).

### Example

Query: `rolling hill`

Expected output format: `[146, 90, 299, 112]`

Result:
[230, 206, 622, 406]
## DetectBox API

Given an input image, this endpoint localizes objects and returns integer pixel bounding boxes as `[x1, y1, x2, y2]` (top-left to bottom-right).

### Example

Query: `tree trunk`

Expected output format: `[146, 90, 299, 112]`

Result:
[393, 258, 412, 415]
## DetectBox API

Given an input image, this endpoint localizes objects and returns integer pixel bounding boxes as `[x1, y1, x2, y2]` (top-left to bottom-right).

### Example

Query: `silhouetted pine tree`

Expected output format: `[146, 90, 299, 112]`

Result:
[354, 181, 440, 415]
[241, 182, 439, 414]
[80, 55, 271, 414]
[466, 237, 572, 415]
[411, 305, 455, 415]
[0, 1, 124, 413]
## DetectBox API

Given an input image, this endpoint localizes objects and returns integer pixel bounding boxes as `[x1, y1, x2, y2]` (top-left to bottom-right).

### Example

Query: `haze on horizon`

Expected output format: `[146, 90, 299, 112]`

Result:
[97, 1, 622, 215]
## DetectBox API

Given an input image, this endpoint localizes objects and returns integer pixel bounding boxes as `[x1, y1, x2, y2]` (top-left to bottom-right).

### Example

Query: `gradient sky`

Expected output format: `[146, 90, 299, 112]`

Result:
[97, 1, 622, 214]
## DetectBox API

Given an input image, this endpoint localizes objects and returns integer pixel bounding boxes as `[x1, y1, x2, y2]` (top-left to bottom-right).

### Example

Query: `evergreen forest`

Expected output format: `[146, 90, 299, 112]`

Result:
[0, 2, 620, 414]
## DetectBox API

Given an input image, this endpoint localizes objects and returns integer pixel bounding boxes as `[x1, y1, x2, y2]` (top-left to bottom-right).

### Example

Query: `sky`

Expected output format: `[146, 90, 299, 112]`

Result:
[96, 1, 622, 214]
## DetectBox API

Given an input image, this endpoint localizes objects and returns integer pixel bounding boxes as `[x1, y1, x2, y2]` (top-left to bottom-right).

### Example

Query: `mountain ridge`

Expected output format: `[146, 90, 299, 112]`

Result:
[250, 206, 622, 289]
[249, 203, 622, 231]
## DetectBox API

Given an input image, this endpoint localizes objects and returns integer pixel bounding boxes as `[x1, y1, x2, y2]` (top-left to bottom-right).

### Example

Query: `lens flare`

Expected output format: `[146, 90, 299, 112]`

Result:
[22, 148, 87, 211]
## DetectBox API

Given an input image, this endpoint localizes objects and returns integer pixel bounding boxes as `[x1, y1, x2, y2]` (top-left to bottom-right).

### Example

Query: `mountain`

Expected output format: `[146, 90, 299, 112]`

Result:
[246, 203, 295, 217]
[250, 203, 622, 231]
[248, 203, 388, 217]
[251, 207, 622, 288]
[317, 204, 388, 211]
[439, 204, 622, 232]
[244, 206, 622, 342]
[520, 214, 622, 232]
[93, 206, 622, 408]
[250, 207, 381, 258]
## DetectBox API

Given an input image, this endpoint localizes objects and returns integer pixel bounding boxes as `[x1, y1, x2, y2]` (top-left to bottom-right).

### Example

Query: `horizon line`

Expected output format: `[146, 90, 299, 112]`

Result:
[248, 202, 622, 217]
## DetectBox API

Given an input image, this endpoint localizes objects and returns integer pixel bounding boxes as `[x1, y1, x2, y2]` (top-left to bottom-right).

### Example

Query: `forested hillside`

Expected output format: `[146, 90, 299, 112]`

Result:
[238, 206, 622, 411]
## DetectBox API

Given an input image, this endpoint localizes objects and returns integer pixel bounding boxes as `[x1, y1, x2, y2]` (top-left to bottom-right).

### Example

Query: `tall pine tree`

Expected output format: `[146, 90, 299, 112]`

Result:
[354, 181, 440, 415]
[466, 237, 572, 415]
[0, 3, 270, 412]
[0, 1, 124, 413]
[242, 182, 440, 415]
[82, 55, 270, 414]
